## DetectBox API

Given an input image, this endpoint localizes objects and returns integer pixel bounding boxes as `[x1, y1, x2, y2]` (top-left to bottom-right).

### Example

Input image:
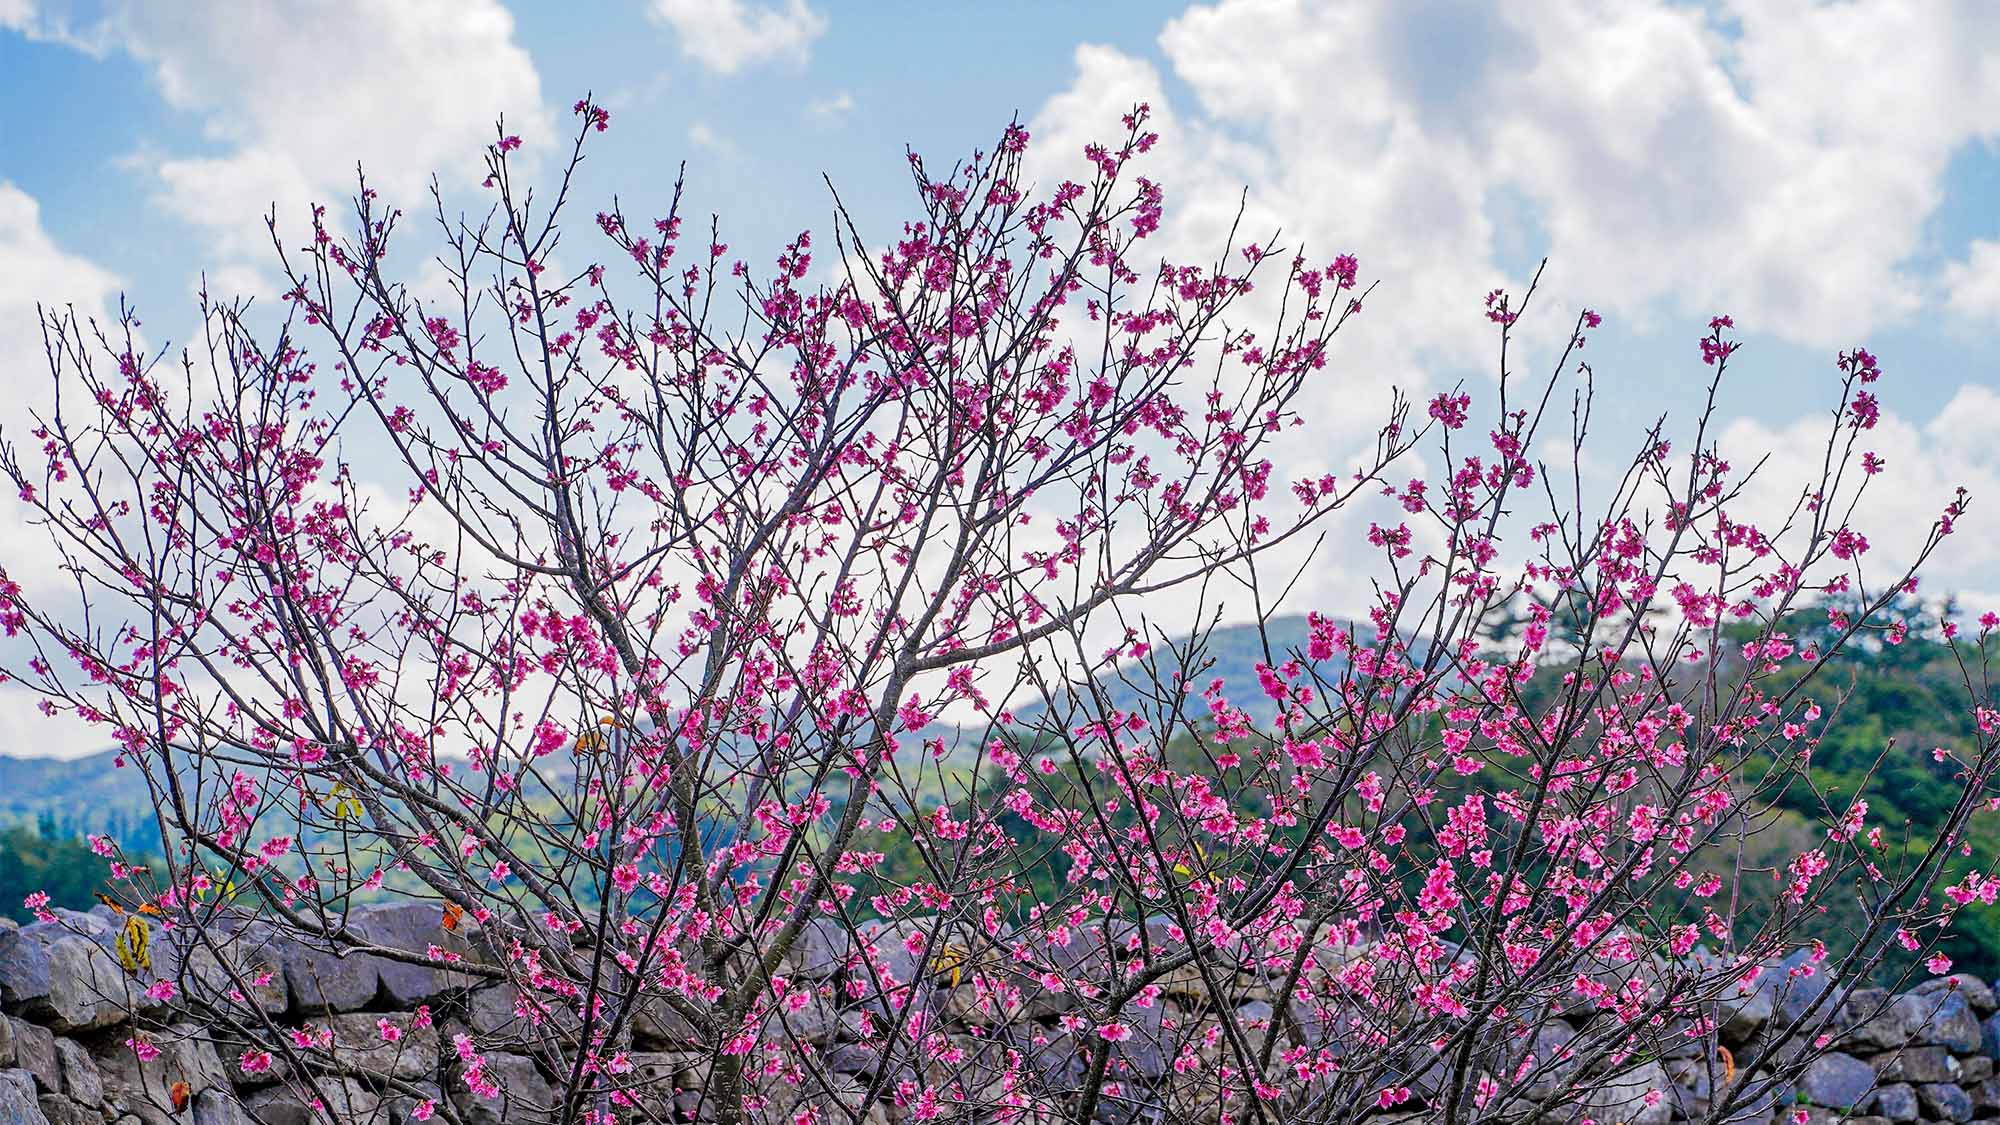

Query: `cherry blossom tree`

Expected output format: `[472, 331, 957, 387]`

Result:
[0, 98, 1993, 1125]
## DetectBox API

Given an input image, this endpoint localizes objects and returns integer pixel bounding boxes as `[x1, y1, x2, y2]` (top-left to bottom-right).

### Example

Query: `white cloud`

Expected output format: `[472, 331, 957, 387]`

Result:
[1722, 383, 2000, 611]
[1019, 1, 2000, 621]
[603, 72, 674, 114]
[808, 91, 855, 123]
[688, 122, 738, 159]
[0, 685, 110, 760]
[1033, 0, 2000, 353]
[0, 184, 120, 579]
[649, 0, 825, 75]
[2, 4, 556, 752]
[1020, 42, 1478, 621]
[0, 183, 131, 756]
[56, 1, 553, 291]
[0, 181, 122, 479]
[0, 181, 118, 326]
[1942, 239, 2000, 322]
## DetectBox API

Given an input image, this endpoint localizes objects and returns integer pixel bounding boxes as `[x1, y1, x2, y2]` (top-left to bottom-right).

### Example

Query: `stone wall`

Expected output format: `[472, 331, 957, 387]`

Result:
[0, 906, 1996, 1124]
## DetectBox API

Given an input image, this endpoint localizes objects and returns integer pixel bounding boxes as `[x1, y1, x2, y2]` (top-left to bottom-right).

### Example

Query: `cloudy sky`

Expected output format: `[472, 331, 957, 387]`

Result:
[1, 0, 1998, 753]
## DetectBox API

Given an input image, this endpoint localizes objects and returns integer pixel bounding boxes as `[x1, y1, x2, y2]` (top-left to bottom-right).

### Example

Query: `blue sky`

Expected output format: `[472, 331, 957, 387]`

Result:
[5, 2, 1996, 424]
[0, 0, 1998, 752]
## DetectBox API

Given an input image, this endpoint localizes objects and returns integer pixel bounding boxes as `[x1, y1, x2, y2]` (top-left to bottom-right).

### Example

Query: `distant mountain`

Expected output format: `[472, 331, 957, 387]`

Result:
[1004, 613, 1340, 732]
[0, 615, 1353, 849]
[0, 750, 160, 852]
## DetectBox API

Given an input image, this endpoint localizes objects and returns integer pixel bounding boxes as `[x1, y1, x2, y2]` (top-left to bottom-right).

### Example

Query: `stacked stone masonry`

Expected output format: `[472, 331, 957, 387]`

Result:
[0, 905, 1997, 1123]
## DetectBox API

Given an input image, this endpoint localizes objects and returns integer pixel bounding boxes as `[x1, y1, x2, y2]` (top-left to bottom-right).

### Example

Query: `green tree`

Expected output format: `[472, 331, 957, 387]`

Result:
[0, 827, 120, 924]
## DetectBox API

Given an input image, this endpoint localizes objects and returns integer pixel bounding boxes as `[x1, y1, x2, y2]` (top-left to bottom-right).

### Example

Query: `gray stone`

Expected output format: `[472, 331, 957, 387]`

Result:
[8, 1019, 56, 1094]
[1009, 1001, 1168, 1085]
[46, 933, 143, 1032]
[1654, 1014, 1709, 1059]
[0, 1069, 48, 1125]
[325, 1010, 442, 1080]
[758, 1073, 889, 1125]
[1913, 973, 1999, 1014]
[852, 915, 935, 1000]
[1559, 927, 1665, 1019]
[281, 937, 380, 1014]
[74, 908, 119, 936]
[1284, 994, 1353, 1053]
[378, 1072, 446, 1112]
[1284, 917, 1374, 974]
[823, 1076, 892, 1125]
[936, 972, 1044, 1027]
[1140, 916, 1213, 1005]
[0, 927, 51, 1009]
[603, 1055, 691, 1121]
[1720, 948, 1840, 1048]
[826, 1044, 876, 1076]
[0, 920, 144, 1032]
[1892, 987, 1982, 1053]
[1391, 1051, 1455, 1106]
[36, 907, 2000, 1125]
[1721, 985, 1777, 1045]
[853, 915, 1000, 1019]
[1800, 1050, 1876, 1110]
[219, 1036, 285, 1088]
[348, 901, 489, 1006]
[349, 901, 445, 1004]
[1666, 1064, 1785, 1125]
[36, 1093, 92, 1125]
[1024, 1028, 1089, 1092]
[779, 915, 854, 980]
[1711, 955, 1779, 1046]
[1870, 1081, 1920, 1121]
[1973, 1075, 2000, 1112]
[1720, 1075, 1792, 1125]
[450, 1051, 553, 1125]
[91, 1026, 227, 1125]
[1841, 986, 1911, 1049]
[1004, 918, 1139, 1014]
[761, 988, 836, 1046]
[1581, 1059, 1671, 1124]
[200, 1024, 290, 1091]
[50, 1038, 100, 1107]
[1770, 947, 1836, 1027]
[238, 1086, 311, 1125]
[1918, 1080, 1975, 1122]
[381, 1080, 444, 1124]
[1115, 1000, 1169, 1080]
[1009, 967, 1074, 1020]
[466, 982, 586, 1052]
[1871, 1044, 1959, 1083]
[909, 1033, 1009, 1100]
[1662, 1057, 1712, 1119]
[154, 925, 288, 1017]
[466, 983, 524, 1037]
[244, 1080, 381, 1125]
[190, 1088, 253, 1125]
[630, 991, 699, 1050]
[1516, 1020, 1580, 1102]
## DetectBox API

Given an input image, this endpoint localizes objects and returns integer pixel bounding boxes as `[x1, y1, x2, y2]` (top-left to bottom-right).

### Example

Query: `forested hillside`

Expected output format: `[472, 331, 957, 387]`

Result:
[858, 599, 2000, 981]
[4, 601, 1994, 980]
